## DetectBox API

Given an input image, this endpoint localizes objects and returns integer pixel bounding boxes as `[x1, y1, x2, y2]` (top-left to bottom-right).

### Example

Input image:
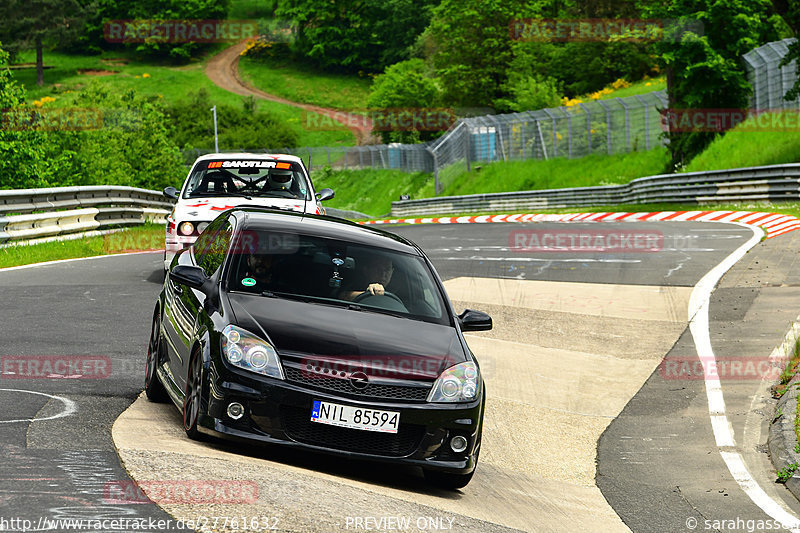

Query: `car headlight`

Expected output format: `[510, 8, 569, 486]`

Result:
[427, 361, 480, 403]
[197, 221, 210, 233]
[179, 221, 195, 236]
[221, 325, 284, 379]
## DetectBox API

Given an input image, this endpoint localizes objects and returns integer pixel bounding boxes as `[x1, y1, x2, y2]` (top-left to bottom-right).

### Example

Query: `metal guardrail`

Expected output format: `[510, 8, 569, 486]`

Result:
[390, 164, 800, 217]
[0, 186, 173, 244]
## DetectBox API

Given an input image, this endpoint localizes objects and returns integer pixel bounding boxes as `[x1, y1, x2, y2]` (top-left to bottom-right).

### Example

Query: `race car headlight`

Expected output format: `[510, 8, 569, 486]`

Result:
[427, 362, 480, 403]
[197, 221, 210, 233]
[221, 325, 284, 379]
[178, 222, 195, 236]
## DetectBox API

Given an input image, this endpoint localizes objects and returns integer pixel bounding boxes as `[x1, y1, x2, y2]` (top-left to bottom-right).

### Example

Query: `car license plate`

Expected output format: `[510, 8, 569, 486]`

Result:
[310, 400, 400, 434]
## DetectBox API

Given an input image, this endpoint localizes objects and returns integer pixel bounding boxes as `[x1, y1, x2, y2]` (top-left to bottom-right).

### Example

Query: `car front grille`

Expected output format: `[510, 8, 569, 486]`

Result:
[280, 406, 425, 457]
[283, 366, 431, 402]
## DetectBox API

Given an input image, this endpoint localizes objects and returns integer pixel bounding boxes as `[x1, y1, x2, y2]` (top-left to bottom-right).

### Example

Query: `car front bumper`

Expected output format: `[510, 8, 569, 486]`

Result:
[198, 362, 483, 474]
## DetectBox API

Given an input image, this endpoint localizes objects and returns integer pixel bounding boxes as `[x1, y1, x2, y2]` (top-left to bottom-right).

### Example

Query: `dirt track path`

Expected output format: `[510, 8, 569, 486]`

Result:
[205, 41, 375, 145]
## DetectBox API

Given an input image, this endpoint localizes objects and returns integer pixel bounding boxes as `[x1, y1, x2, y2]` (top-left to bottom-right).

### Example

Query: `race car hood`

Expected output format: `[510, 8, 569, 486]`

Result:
[172, 196, 311, 221]
[227, 293, 465, 380]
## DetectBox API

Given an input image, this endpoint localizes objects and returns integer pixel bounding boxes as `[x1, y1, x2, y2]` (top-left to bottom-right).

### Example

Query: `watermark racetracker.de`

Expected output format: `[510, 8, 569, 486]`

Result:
[509, 18, 704, 42]
[104, 19, 258, 43]
[1, 356, 111, 379]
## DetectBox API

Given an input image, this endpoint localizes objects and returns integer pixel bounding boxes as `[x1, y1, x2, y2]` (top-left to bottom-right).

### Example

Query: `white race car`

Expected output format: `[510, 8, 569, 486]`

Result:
[163, 153, 334, 269]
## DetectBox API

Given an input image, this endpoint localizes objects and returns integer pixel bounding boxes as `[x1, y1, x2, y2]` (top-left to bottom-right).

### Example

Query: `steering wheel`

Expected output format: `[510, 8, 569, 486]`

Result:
[353, 290, 404, 306]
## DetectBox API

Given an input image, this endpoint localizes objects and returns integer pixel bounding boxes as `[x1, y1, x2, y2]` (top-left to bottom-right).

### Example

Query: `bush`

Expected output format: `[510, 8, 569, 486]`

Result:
[164, 89, 298, 151]
[509, 40, 655, 98]
[366, 59, 443, 143]
[496, 74, 562, 113]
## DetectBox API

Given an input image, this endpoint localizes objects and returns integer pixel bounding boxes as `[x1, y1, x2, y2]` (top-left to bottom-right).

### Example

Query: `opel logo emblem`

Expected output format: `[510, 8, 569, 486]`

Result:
[350, 371, 369, 390]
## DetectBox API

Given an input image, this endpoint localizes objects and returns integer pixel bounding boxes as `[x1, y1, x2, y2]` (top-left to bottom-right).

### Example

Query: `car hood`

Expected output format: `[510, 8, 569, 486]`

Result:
[174, 197, 312, 221]
[227, 293, 465, 380]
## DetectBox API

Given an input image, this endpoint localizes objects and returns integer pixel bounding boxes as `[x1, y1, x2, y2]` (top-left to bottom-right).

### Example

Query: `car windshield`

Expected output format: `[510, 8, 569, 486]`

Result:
[182, 159, 311, 201]
[225, 230, 450, 326]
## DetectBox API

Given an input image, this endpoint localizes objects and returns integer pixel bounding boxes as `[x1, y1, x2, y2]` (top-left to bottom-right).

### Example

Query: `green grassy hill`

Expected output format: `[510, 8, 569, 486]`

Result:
[315, 111, 800, 217]
[684, 112, 800, 172]
[13, 50, 355, 148]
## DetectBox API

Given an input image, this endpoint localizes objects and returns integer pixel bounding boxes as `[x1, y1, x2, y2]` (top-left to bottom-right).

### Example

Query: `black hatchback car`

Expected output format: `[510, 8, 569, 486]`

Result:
[145, 208, 492, 489]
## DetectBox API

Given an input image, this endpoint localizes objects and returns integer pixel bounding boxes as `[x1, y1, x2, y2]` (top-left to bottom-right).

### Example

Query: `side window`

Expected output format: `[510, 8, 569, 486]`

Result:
[194, 218, 233, 276]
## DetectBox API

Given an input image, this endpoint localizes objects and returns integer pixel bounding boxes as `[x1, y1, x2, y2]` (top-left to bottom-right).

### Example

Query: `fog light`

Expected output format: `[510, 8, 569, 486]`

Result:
[227, 402, 245, 420]
[450, 435, 468, 453]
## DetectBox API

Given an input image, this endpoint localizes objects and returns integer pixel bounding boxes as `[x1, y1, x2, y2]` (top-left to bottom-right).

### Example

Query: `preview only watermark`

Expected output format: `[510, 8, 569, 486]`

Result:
[509, 18, 704, 42]
[104, 20, 258, 43]
[509, 229, 664, 253]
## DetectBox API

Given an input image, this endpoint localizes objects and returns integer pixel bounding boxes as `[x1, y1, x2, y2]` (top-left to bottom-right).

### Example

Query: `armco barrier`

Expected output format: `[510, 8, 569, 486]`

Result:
[390, 164, 800, 217]
[0, 186, 173, 244]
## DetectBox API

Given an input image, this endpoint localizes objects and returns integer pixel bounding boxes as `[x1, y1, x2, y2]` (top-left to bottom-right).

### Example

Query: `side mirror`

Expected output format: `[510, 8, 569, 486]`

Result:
[316, 188, 335, 201]
[169, 265, 208, 291]
[458, 309, 492, 332]
[163, 187, 179, 200]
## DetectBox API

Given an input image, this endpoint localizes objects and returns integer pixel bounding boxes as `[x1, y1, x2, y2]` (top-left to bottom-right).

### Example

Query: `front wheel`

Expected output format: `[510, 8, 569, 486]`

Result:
[183, 351, 206, 441]
[144, 312, 168, 403]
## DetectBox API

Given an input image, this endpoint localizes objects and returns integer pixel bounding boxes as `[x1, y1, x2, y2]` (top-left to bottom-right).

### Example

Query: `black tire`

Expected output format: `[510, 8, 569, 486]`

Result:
[144, 312, 168, 403]
[423, 468, 475, 490]
[183, 350, 206, 441]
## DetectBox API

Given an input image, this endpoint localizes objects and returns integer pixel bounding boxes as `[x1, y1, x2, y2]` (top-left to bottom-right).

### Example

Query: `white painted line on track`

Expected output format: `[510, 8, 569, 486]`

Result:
[688, 223, 800, 532]
[0, 389, 77, 423]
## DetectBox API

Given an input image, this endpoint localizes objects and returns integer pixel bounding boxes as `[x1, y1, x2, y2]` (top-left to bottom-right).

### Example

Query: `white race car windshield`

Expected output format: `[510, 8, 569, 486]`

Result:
[183, 159, 311, 201]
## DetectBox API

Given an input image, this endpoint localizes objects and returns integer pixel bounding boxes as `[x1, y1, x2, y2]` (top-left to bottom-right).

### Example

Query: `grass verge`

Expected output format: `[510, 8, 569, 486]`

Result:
[437, 148, 670, 197]
[0, 224, 164, 269]
[684, 112, 800, 172]
[313, 167, 432, 217]
[13, 50, 355, 148]
[239, 55, 373, 110]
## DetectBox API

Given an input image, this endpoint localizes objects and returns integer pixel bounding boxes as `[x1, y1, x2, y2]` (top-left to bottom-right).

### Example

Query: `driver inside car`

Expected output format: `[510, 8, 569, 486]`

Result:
[339, 254, 394, 301]
[266, 169, 294, 194]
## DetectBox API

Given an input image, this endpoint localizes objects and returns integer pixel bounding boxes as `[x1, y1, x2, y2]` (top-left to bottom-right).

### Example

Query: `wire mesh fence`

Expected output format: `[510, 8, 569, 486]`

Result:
[182, 39, 797, 195]
[743, 38, 799, 111]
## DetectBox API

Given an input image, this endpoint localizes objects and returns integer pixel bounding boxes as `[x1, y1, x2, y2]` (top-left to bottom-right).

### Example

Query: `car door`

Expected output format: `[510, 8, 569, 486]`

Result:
[165, 216, 232, 391]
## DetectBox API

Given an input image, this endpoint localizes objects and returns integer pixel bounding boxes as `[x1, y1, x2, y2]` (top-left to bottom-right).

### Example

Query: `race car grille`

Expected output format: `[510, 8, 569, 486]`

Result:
[280, 406, 425, 457]
[283, 366, 431, 402]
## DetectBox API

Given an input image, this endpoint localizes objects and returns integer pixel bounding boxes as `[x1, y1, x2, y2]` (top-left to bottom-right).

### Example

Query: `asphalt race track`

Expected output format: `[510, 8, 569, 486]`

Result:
[3, 221, 800, 532]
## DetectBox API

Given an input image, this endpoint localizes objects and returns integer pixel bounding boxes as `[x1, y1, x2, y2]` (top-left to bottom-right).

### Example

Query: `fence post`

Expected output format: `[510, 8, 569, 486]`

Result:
[636, 95, 650, 150]
[618, 98, 630, 152]
[578, 103, 591, 155]
[597, 100, 612, 155]
[543, 109, 557, 158]
[463, 123, 471, 172]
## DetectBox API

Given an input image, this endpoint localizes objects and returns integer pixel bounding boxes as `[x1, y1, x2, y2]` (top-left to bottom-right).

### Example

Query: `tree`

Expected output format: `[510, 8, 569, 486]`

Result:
[641, 0, 782, 168]
[0, 0, 92, 85]
[770, 0, 800, 101]
[366, 58, 443, 143]
[276, 0, 437, 72]
[425, 0, 543, 109]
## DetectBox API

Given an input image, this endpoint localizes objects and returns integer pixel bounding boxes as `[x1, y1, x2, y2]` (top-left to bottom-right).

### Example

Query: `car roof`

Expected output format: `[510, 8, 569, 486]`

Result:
[230, 208, 422, 255]
[194, 153, 304, 164]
